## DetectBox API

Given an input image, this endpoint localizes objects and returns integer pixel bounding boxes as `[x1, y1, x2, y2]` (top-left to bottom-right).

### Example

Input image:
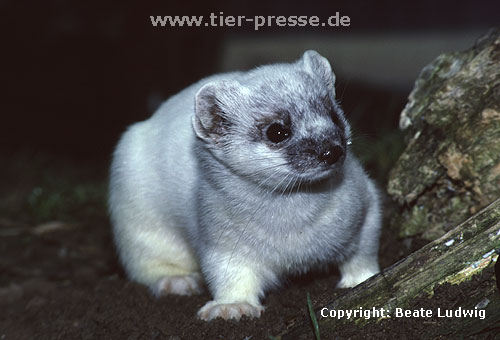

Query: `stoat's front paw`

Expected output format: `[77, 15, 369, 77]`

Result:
[197, 300, 264, 321]
[155, 273, 203, 296]
[337, 269, 378, 288]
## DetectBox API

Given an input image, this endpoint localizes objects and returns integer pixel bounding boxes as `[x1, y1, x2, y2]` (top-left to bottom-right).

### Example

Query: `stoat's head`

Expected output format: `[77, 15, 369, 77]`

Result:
[192, 50, 351, 191]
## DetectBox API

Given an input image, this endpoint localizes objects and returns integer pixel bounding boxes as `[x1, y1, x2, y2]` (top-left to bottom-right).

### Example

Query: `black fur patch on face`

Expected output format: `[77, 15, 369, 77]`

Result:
[329, 107, 344, 131]
[308, 94, 345, 132]
[254, 111, 292, 147]
[284, 122, 347, 176]
[325, 97, 345, 133]
[285, 137, 319, 172]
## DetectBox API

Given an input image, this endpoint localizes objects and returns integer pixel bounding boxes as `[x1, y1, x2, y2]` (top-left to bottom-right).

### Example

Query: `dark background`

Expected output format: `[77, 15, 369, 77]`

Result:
[1, 0, 498, 164]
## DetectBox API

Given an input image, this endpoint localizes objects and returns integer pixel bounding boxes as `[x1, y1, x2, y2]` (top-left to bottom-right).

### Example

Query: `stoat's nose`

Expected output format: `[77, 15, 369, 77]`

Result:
[318, 145, 344, 165]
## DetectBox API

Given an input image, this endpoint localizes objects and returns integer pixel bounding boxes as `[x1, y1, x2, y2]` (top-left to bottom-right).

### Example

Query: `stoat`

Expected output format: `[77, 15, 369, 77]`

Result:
[108, 50, 382, 321]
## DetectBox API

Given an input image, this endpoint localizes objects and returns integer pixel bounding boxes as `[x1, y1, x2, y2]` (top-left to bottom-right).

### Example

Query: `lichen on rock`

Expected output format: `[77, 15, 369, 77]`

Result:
[388, 28, 500, 240]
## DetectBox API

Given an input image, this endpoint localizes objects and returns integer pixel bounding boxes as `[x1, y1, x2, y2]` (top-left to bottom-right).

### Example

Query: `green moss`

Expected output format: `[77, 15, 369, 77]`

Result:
[400, 205, 429, 237]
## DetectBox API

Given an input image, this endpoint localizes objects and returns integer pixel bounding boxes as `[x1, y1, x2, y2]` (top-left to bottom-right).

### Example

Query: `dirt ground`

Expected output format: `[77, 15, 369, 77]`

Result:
[1, 211, 496, 340]
[0, 157, 498, 340]
[0, 211, 388, 340]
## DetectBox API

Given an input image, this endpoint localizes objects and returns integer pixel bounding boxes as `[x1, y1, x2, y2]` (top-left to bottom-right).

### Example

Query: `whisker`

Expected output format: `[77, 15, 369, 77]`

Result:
[338, 78, 349, 103]
[245, 162, 290, 178]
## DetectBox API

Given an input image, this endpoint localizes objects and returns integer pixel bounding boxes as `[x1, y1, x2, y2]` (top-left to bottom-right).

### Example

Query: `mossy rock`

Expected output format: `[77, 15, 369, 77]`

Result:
[387, 28, 500, 240]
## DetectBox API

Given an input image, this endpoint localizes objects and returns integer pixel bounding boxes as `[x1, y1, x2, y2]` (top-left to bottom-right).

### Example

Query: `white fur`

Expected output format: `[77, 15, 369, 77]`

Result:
[109, 51, 382, 321]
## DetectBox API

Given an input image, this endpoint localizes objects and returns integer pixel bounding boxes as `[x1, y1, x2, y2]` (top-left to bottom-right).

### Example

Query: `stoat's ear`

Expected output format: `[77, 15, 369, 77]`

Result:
[301, 50, 336, 96]
[193, 80, 238, 143]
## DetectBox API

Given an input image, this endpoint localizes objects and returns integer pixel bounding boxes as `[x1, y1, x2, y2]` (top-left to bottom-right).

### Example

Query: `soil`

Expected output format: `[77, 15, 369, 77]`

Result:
[0, 160, 497, 340]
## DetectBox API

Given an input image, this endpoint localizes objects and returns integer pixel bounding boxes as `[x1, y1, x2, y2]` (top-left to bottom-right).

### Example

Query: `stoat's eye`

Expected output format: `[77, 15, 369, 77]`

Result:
[266, 123, 291, 143]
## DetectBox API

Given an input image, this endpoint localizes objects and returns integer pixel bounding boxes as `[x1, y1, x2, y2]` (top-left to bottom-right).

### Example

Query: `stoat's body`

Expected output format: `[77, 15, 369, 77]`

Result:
[109, 50, 382, 321]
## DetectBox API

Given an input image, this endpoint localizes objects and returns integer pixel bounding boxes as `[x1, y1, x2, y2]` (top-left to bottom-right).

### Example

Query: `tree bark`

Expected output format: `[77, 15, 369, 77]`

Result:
[387, 28, 500, 240]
